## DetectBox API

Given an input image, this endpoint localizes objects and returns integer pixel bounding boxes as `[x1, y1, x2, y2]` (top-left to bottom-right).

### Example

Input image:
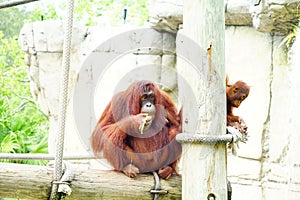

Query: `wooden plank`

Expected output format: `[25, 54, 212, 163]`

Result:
[0, 163, 181, 199]
[177, 0, 227, 199]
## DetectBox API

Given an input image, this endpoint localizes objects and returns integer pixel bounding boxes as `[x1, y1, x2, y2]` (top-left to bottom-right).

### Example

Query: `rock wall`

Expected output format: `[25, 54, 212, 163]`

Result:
[149, 0, 300, 34]
[225, 26, 300, 199]
[18, 0, 300, 199]
[251, 0, 300, 34]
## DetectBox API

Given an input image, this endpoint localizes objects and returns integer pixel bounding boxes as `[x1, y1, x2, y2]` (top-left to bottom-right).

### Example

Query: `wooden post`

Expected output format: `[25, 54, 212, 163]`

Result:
[177, 0, 227, 199]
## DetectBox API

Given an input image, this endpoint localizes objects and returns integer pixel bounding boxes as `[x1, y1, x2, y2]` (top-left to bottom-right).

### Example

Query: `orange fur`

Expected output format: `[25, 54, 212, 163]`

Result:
[91, 81, 182, 179]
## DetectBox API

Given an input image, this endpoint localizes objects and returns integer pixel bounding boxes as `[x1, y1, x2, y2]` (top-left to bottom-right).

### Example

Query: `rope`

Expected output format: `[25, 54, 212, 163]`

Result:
[50, 161, 75, 196]
[0, 0, 39, 9]
[49, 0, 75, 199]
[176, 133, 233, 144]
[176, 128, 248, 156]
[226, 126, 248, 155]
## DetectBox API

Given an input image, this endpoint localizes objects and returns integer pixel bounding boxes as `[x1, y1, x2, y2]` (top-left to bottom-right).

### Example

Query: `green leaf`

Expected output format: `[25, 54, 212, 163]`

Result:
[0, 133, 19, 153]
[28, 135, 48, 154]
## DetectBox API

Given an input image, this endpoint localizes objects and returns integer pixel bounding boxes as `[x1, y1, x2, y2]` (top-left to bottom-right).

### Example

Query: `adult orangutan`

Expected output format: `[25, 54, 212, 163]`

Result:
[91, 81, 182, 179]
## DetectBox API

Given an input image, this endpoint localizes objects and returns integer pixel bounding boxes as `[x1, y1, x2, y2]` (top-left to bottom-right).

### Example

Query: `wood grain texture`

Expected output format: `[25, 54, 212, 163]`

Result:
[0, 163, 181, 199]
[178, 0, 227, 199]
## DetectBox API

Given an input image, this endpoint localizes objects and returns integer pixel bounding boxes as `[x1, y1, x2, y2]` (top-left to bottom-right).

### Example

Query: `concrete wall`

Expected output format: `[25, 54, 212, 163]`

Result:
[19, 21, 300, 199]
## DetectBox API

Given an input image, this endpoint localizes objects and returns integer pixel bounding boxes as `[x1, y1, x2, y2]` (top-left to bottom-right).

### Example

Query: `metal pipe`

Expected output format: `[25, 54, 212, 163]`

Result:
[0, 153, 95, 160]
[0, 0, 39, 9]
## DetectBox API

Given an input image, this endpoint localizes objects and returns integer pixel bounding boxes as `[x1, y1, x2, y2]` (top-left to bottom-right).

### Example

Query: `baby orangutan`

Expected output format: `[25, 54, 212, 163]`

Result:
[226, 77, 250, 133]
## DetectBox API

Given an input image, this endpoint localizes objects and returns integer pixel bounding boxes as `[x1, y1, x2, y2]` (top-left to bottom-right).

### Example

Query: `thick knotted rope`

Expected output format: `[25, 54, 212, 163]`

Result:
[49, 0, 75, 199]
[176, 132, 233, 144]
[51, 161, 75, 196]
[176, 127, 248, 155]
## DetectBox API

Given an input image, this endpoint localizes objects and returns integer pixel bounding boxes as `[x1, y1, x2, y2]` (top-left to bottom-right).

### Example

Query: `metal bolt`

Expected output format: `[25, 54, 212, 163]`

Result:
[184, 118, 188, 124]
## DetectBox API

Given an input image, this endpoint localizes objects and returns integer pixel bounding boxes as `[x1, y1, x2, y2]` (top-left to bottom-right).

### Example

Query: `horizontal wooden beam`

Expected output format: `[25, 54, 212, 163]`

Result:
[0, 163, 181, 199]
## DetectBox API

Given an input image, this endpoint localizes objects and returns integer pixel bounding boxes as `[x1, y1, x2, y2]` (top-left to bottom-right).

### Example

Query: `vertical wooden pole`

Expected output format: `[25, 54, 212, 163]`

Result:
[178, 0, 226, 199]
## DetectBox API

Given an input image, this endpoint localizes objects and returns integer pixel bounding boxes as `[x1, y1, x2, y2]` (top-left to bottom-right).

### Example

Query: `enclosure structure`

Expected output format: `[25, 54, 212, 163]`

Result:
[1, 0, 300, 199]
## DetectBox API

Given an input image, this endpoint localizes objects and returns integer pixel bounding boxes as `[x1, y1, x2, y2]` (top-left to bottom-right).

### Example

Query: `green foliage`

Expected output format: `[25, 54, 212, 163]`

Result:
[0, 32, 49, 165]
[0, 6, 28, 38]
[105, 0, 149, 26]
[280, 24, 298, 49]
[25, 2, 60, 22]
[0, 2, 60, 38]
[0, 0, 150, 32]
[71, 0, 149, 26]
